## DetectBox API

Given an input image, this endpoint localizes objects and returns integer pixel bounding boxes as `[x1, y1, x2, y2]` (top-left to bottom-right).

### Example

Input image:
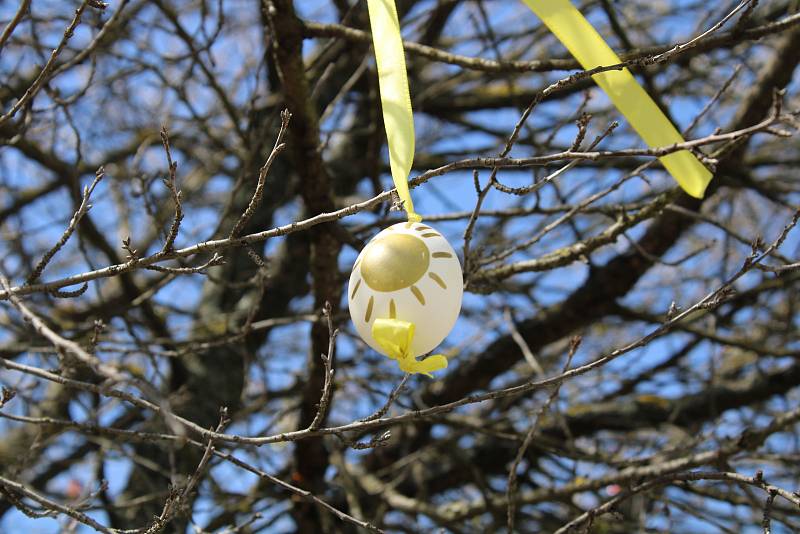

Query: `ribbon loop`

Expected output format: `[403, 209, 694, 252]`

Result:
[372, 318, 448, 377]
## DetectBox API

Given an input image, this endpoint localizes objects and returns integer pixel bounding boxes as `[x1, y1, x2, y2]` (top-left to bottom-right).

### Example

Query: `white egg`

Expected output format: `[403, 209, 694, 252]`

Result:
[348, 221, 463, 358]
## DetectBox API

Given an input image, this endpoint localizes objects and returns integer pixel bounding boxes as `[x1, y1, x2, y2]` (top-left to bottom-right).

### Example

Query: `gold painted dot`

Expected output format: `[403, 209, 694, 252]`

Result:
[389, 299, 396, 319]
[361, 234, 430, 292]
[350, 278, 362, 299]
[365, 296, 374, 323]
[428, 272, 447, 289]
[415, 225, 432, 231]
[410, 285, 425, 305]
[421, 232, 440, 238]
[432, 252, 453, 258]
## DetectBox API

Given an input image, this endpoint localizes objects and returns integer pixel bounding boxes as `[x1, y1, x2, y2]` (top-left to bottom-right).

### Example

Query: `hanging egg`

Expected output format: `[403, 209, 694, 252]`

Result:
[348, 221, 463, 357]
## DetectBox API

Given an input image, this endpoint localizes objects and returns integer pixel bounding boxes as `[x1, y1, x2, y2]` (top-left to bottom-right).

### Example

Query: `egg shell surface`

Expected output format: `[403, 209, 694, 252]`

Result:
[348, 221, 463, 357]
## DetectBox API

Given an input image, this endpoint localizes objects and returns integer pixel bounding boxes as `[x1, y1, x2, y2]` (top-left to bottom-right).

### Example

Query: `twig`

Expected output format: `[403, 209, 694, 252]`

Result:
[26, 168, 104, 284]
[229, 109, 291, 238]
[143, 253, 224, 274]
[308, 302, 337, 431]
[209, 448, 385, 533]
[477, 156, 635, 271]
[48, 283, 89, 299]
[49, 0, 130, 79]
[753, 260, 800, 274]
[734, 0, 760, 34]
[0, 273, 126, 383]
[503, 307, 544, 376]
[491, 120, 620, 196]
[142, 410, 230, 533]
[0, 0, 31, 55]
[648, 0, 753, 64]
[472, 188, 678, 283]
[0, 475, 113, 533]
[762, 481, 776, 534]
[570, 113, 592, 151]
[347, 430, 392, 450]
[0, 192, 390, 300]
[507, 336, 580, 531]
[359, 374, 410, 422]
[684, 65, 743, 136]
[160, 127, 183, 253]
[623, 232, 714, 267]
[0, 0, 103, 127]
[554, 470, 800, 534]
[462, 170, 494, 277]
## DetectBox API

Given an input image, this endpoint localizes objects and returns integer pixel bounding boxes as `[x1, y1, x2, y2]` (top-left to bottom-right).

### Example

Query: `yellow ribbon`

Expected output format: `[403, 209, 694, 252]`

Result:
[522, 0, 712, 198]
[367, 0, 713, 200]
[372, 318, 448, 377]
[366, 0, 422, 222]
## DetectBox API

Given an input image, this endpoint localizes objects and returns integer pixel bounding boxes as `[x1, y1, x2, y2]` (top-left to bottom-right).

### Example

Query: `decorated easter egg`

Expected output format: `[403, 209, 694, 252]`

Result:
[348, 221, 463, 358]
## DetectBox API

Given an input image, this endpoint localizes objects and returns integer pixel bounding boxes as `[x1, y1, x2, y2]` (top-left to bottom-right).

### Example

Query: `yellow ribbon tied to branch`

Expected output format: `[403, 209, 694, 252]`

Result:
[372, 319, 448, 377]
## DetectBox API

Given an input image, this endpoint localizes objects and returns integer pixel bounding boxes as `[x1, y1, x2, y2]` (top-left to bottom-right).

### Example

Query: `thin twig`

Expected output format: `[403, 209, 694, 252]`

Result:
[1, 273, 125, 382]
[26, 168, 104, 284]
[210, 448, 385, 533]
[0, 0, 31, 55]
[507, 336, 580, 531]
[143, 253, 224, 274]
[359, 374, 410, 422]
[0, 0, 103, 127]
[229, 109, 291, 238]
[462, 170, 494, 277]
[503, 307, 544, 376]
[308, 302, 337, 431]
[554, 470, 799, 534]
[143, 410, 230, 533]
[491, 120, 620, 196]
[160, 127, 183, 253]
[0, 475, 113, 533]
[762, 485, 776, 534]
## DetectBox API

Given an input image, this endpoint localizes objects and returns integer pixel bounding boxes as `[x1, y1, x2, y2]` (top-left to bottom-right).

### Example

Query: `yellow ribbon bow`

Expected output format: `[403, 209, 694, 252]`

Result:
[372, 318, 448, 377]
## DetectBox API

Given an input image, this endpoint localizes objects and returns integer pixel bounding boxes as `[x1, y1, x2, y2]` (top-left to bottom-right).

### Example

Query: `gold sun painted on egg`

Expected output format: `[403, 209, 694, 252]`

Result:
[361, 234, 430, 292]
